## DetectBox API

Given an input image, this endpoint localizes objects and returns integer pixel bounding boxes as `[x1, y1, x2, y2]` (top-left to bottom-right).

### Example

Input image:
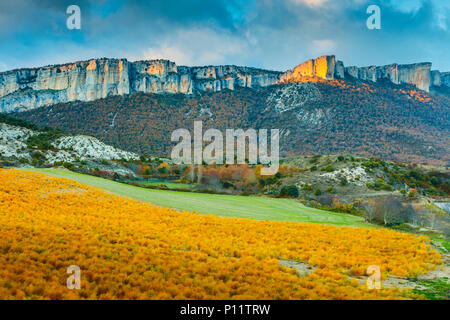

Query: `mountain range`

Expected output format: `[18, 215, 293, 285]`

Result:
[1, 56, 449, 165]
[1, 55, 449, 113]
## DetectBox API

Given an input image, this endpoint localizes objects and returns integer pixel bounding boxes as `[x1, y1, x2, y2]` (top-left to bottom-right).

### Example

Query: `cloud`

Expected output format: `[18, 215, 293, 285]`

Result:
[141, 27, 248, 66]
[289, 0, 328, 7]
[312, 39, 335, 52]
[0, 0, 449, 72]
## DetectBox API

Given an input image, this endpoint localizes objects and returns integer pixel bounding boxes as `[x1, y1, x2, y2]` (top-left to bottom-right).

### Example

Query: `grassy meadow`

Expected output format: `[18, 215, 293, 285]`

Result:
[24, 168, 369, 227]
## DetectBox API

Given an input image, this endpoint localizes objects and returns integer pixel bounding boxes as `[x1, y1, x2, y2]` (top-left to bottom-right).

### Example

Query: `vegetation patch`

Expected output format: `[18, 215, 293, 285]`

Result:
[0, 169, 442, 299]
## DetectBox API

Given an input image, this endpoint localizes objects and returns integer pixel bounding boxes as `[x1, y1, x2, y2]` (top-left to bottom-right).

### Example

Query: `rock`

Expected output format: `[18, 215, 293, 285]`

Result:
[266, 82, 322, 113]
[431, 70, 441, 87]
[0, 56, 448, 113]
[0, 122, 138, 164]
[0, 59, 282, 113]
[344, 66, 359, 79]
[441, 72, 450, 87]
[281, 55, 336, 82]
[345, 62, 432, 91]
[398, 63, 431, 92]
[0, 58, 130, 112]
[334, 60, 345, 79]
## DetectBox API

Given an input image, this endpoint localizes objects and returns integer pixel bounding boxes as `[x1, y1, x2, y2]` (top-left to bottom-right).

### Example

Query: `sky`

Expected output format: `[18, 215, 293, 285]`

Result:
[0, 0, 449, 72]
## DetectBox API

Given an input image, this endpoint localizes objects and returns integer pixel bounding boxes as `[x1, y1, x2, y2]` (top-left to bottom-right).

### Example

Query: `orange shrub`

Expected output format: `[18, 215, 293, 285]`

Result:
[0, 169, 441, 300]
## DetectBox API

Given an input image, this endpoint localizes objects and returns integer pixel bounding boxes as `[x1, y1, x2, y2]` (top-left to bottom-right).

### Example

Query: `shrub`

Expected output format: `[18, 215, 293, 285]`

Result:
[326, 186, 336, 194]
[31, 151, 45, 161]
[264, 176, 277, 185]
[158, 167, 168, 174]
[63, 162, 74, 170]
[321, 165, 334, 172]
[366, 179, 393, 192]
[280, 185, 299, 198]
[380, 184, 393, 191]
[314, 188, 322, 196]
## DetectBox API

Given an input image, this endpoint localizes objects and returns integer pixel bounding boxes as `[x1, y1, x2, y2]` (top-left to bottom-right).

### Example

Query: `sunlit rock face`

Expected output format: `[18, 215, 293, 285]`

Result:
[132, 59, 189, 93]
[0, 56, 448, 113]
[281, 55, 336, 82]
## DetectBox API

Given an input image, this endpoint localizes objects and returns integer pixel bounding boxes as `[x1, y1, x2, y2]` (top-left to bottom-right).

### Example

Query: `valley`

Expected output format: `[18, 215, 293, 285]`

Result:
[23, 167, 369, 227]
[0, 56, 448, 301]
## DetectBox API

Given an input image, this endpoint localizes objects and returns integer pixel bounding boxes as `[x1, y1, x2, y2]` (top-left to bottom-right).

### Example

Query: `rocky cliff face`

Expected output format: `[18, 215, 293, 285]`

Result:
[431, 71, 450, 88]
[281, 55, 335, 82]
[0, 59, 131, 112]
[343, 62, 432, 91]
[442, 73, 450, 87]
[0, 58, 282, 113]
[1, 56, 448, 113]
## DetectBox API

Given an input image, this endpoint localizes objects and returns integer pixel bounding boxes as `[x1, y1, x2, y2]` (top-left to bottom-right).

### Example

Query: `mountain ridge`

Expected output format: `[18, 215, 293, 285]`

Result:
[1, 55, 449, 113]
[13, 78, 450, 165]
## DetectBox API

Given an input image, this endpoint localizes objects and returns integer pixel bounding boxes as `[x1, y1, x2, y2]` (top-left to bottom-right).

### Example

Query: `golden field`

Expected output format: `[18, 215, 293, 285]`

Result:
[0, 169, 442, 299]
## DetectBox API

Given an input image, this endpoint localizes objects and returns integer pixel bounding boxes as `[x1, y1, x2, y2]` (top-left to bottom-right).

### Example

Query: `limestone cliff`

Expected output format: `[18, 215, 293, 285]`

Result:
[0, 58, 130, 112]
[0, 56, 448, 113]
[281, 55, 335, 82]
[442, 72, 450, 87]
[0, 58, 282, 112]
[344, 62, 432, 91]
[431, 70, 441, 87]
[430, 71, 450, 88]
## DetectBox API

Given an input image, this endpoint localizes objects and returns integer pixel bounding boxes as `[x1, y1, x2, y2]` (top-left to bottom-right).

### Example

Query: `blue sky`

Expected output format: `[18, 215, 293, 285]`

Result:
[1, 0, 449, 72]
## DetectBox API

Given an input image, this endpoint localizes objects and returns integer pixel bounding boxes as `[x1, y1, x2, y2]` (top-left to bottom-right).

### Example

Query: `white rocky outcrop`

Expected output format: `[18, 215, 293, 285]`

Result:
[0, 123, 138, 164]
[266, 82, 322, 113]
[51, 135, 138, 162]
[320, 166, 370, 186]
[0, 123, 34, 158]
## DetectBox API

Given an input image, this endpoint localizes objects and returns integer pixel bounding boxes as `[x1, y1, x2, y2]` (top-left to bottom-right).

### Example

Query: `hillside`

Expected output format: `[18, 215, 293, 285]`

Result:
[13, 78, 450, 165]
[0, 115, 138, 173]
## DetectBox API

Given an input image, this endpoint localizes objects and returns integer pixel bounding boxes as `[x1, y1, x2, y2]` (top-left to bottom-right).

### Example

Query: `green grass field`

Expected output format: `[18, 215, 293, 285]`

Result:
[128, 180, 193, 189]
[23, 168, 371, 227]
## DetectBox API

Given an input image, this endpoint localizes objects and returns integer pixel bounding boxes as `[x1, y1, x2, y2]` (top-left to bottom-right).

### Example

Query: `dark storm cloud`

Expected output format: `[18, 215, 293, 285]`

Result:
[0, 0, 448, 72]
[235, 0, 450, 70]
